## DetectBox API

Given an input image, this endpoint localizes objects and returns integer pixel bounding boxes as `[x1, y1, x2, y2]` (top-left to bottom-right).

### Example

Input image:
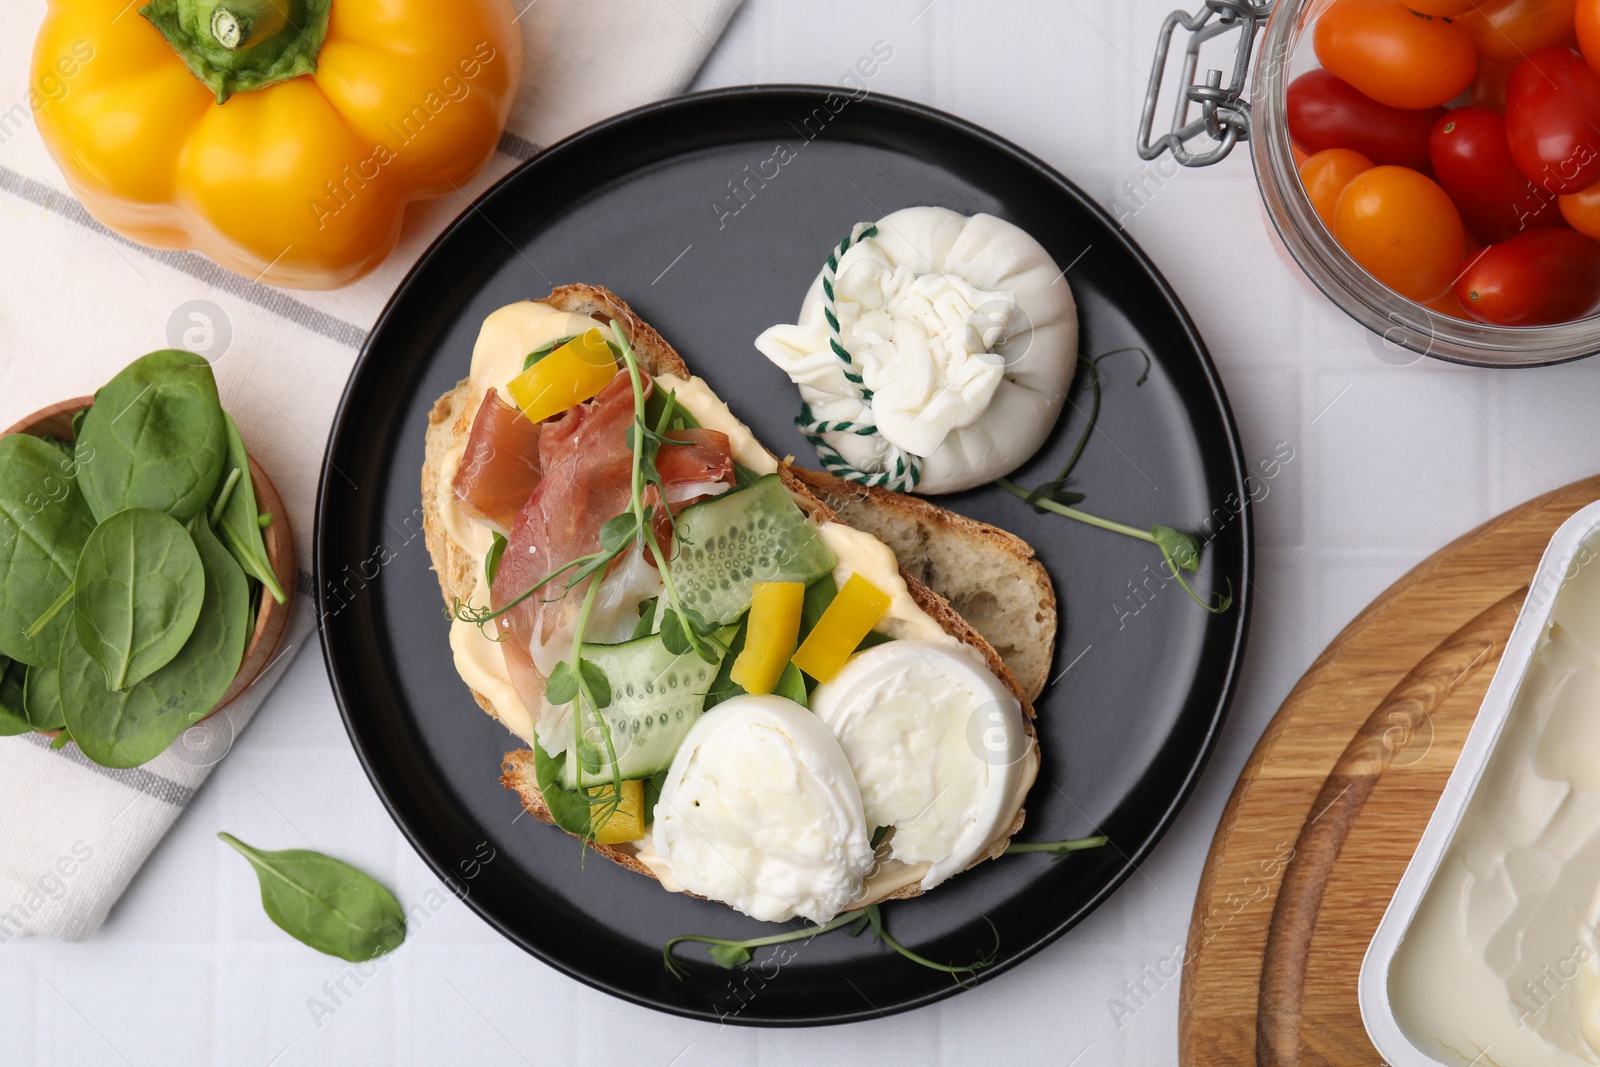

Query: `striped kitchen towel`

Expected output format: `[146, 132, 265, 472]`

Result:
[0, 0, 744, 942]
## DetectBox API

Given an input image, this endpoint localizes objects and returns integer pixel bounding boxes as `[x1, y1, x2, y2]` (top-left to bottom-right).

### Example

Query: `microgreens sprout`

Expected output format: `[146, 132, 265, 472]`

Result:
[663, 904, 998, 986]
[1000, 348, 1231, 615]
[613, 320, 727, 665]
[1004, 835, 1109, 858]
[450, 320, 738, 845]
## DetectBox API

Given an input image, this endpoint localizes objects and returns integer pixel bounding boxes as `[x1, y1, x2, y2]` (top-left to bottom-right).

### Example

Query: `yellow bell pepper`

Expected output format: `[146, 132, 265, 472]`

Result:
[730, 581, 804, 695]
[506, 329, 618, 424]
[589, 778, 645, 844]
[31, 0, 521, 289]
[791, 573, 891, 683]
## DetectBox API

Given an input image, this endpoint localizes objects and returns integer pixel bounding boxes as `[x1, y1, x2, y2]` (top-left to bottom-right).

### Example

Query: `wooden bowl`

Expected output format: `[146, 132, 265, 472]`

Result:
[3, 396, 295, 725]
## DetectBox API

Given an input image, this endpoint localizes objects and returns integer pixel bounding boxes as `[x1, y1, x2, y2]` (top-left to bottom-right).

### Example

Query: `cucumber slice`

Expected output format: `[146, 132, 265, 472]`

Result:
[556, 630, 724, 790]
[671, 474, 837, 627]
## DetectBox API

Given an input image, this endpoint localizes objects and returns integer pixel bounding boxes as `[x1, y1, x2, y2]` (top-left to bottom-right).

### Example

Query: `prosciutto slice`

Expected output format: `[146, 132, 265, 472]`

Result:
[487, 374, 735, 727]
[451, 388, 543, 533]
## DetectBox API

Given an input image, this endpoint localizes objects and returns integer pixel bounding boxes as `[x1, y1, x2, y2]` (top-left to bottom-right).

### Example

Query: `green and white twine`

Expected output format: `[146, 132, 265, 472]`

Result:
[795, 222, 924, 492]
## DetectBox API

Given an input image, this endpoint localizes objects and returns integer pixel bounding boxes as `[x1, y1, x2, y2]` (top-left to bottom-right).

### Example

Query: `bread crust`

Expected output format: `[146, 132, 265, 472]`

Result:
[423, 285, 1047, 909]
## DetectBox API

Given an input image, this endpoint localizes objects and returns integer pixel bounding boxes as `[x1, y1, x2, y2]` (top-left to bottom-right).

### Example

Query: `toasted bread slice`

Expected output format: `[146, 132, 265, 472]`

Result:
[423, 284, 1056, 907]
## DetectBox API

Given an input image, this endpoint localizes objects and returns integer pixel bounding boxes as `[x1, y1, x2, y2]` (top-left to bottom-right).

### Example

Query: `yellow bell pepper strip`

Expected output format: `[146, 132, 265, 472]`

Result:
[506, 329, 619, 425]
[30, 0, 521, 289]
[588, 778, 646, 844]
[730, 581, 805, 695]
[791, 573, 891, 683]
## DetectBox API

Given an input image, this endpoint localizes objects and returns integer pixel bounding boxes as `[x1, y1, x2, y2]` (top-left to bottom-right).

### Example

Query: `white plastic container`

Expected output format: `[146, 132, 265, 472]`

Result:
[1362, 501, 1600, 1067]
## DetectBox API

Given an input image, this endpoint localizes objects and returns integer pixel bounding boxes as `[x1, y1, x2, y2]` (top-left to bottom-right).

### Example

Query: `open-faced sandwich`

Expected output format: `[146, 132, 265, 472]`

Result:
[422, 285, 1056, 924]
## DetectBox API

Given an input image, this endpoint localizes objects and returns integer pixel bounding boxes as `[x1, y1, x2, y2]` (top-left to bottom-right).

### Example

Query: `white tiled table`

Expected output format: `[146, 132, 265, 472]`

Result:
[5, 2, 1598, 1064]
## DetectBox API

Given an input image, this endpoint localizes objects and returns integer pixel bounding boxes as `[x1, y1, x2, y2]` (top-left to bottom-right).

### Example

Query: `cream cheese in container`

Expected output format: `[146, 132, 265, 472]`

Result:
[1362, 502, 1600, 1067]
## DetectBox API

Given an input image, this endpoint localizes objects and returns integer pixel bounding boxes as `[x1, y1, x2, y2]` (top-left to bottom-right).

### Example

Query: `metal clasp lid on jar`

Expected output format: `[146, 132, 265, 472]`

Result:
[1137, 1, 1274, 167]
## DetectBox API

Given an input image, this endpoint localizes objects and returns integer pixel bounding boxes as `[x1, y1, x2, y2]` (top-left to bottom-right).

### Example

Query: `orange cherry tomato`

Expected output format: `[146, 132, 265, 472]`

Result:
[1335, 166, 1467, 301]
[1292, 143, 1311, 169]
[1457, 0, 1579, 62]
[1471, 59, 1517, 111]
[1578, 0, 1600, 75]
[1426, 291, 1473, 319]
[1301, 148, 1374, 229]
[1411, 0, 1477, 10]
[1560, 180, 1600, 238]
[1313, 0, 1478, 109]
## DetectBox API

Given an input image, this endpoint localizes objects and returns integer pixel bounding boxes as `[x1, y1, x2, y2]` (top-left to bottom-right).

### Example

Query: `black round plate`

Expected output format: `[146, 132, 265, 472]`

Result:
[317, 86, 1252, 1026]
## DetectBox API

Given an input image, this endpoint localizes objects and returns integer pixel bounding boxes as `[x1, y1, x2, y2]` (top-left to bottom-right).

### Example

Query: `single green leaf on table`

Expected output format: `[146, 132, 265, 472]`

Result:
[76, 350, 227, 525]
[210, 413, 285, 604]
[73, 507, 205, 691]
[0, 434, 98, 668]
[22, 662, 67, 732]
[218, 833, 406, 962]
[60, 518, 249, 768]
[484, 532, 507, 586]
[0, 657, 32, 736]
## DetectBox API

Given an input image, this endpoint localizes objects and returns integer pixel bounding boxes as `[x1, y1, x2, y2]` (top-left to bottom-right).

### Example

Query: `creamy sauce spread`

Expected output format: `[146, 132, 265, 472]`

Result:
[1391, 547, 1600, 1065]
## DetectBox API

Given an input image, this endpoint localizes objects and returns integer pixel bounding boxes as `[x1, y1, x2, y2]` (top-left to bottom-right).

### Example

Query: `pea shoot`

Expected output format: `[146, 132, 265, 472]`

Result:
[999, 348, 1233, 615]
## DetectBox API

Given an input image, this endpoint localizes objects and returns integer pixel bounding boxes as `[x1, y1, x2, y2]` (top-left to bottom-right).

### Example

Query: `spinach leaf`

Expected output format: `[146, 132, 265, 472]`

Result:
[73, 507, 205, 691]
[60, 517, 248, 768]
[0, 434, 97, 667]
[523, 335, 577, 372]
[210, 413, 285, 604]
[533, 739, 601, 837]
[0, 657, 30, 736]
[76, 350, 227, 524]
[484, 532, 507, 586]
[22, 662, 66, 732]
[774, 663, 808, 708]
[218, 833, 406, 962]
[641, 766, 668, 826]
[631, 597, 660, 640]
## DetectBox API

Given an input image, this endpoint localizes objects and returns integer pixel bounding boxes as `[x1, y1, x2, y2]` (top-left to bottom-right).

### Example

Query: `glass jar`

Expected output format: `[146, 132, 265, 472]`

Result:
[1142, 0, 1600, 367]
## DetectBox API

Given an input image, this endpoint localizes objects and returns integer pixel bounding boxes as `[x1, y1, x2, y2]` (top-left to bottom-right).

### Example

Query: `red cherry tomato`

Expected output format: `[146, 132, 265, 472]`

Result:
[1454, 228, 1600, 324]
[1301, 148, 1374, 229]
[1470, 59, 1517, 112]
[1335, 166, 1467, 302]
[1286, 71, 1442, 171]
[1559, 180, 1600, 237]
[1429, 107, 1562, 243]
[1313, 0, 1478, 109]
[1506, 47, 1600, 195]
[1456, 0, 1578, 62]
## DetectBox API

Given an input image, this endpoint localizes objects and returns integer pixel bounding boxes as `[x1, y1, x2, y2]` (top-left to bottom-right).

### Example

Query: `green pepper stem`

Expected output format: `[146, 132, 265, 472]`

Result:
[207, 0, 289, 50]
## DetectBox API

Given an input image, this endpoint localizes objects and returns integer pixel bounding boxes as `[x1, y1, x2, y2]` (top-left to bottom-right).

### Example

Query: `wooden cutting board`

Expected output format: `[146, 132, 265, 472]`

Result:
[1178, 475, 1600, 1066]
